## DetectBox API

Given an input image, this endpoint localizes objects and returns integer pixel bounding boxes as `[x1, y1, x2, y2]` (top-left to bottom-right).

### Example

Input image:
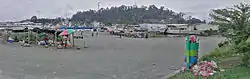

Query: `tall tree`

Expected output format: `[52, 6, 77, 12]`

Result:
[210, 3, 250, 66]
[210, 3, 250, 44]
[30, 16, 38, 22]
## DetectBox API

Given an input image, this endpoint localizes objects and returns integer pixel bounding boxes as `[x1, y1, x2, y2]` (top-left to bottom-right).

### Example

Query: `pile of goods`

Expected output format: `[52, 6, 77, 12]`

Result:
[191, 61, 224, 78]
[19, 40, 30, 47]
[7, 37, 14, 43]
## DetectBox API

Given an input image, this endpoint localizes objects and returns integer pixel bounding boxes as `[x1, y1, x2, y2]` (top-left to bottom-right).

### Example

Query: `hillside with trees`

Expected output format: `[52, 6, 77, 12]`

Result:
[71, 5, 204, 25]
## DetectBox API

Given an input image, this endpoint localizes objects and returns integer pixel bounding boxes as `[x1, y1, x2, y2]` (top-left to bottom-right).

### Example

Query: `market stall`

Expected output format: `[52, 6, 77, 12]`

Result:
[56, 29, 75, 49]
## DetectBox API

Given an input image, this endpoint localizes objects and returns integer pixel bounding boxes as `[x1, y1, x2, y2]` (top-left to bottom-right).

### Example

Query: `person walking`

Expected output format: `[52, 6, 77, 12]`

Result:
[120, 33, 122, 38]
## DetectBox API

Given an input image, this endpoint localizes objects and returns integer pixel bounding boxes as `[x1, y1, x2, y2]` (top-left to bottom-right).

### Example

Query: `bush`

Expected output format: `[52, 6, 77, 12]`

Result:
[218, 43, 224, 47]
[242, 54, 250, 67]
[200, 44, 236, 61]
[218, 41, 229, 47]
[200, 54, 215, 61]
[230, 40, 250, 67]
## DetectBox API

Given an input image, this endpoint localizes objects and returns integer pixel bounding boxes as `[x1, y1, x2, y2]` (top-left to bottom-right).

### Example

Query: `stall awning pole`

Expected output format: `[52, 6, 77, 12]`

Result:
[72, 32, 75, 47]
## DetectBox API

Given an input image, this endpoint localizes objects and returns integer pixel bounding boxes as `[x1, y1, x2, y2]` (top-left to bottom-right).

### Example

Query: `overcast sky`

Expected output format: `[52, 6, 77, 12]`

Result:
[0, 0, 246, 21]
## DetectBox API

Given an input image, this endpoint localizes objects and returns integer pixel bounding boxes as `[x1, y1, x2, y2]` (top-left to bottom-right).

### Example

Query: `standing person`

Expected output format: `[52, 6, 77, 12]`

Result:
[63, 35, 68, 48]
[119, 33, 122, 38]
[44, 37, 48, 45]
[92, 28, 97, 37]
[14, 36, 18, 42]
[92, 32, 94, 37]
[96, 32, 98, 37]
[145, 32, 148, 39]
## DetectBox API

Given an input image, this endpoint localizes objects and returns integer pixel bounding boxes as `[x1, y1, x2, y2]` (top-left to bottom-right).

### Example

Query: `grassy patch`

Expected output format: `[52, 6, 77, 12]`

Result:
[168, 57, 250, 79]
[168, 45, 250, 79]
[199, 44, 240, 64]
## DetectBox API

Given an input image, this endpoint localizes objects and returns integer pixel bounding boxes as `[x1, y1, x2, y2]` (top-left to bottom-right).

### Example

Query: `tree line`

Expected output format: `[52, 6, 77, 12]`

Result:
[71, 5, 205, 25]
[210, 3, 250, 67]
[24, 5, 205, 25]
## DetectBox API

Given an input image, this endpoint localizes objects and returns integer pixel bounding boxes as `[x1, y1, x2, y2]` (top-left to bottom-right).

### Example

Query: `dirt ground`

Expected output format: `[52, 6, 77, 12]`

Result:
[0, 33, 221, 79]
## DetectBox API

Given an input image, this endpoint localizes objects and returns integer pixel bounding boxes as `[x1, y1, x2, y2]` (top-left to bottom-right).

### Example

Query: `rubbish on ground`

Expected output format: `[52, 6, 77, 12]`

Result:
[76, 47, 81, 50]
[23, 43, 30, 47]
[190, 61, 222, 78]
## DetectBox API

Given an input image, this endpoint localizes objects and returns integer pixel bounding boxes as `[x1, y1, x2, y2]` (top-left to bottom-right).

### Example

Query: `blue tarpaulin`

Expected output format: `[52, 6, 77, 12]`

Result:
[59, 26, 93, 29]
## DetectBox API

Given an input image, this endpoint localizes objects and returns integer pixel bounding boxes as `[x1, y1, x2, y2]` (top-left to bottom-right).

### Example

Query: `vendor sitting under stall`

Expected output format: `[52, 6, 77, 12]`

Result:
[57, 29, 74, 49]
[62, 35, 72, 48]
[44, 37, 48, 45]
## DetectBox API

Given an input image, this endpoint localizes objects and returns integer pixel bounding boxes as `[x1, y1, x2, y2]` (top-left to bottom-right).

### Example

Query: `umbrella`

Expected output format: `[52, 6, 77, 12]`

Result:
[59, 29, 74, 36]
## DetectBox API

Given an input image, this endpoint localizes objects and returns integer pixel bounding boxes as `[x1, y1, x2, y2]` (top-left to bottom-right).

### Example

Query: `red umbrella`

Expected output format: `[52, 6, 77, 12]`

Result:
[59, 29, 74, 36]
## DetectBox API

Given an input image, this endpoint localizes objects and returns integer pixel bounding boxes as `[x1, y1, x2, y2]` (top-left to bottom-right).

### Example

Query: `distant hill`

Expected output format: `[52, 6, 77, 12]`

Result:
[71, 5, 204, 25]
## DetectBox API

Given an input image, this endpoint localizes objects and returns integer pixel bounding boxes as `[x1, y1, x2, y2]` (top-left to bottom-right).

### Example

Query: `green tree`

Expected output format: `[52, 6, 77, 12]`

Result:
[210, 3, 250, 44]
[30, 16, 38, 22]
[210, 3, 250, 67]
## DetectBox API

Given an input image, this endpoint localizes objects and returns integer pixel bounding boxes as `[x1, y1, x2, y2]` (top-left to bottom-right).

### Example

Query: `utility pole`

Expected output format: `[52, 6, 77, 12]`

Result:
[98, 2, 100, 10]
[241, 0, 245, 3]
[133, 0, 137, 24]
[28, 29, 30, 44]
[134, 0, 137, 7]
[65, 11, 69, 26]
[97, 2, 101, 27]
[13, 17, 16, 22]
[36, 11, 40, 42]
[36, 11, 40, 18]
[65, 5, 73, 26]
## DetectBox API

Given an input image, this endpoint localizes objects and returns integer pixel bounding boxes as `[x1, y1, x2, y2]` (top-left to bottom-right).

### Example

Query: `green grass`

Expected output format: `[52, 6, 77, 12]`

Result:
[168, 57, 250, 79]
[168, 45, 250, 79]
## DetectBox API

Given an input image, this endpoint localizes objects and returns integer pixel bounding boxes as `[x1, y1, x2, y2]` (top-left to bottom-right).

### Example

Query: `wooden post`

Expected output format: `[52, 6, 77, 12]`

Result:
[55, 30, 57, 47]
[31, 30, 33, 41]
[3, 30, 7, 43]
[36, 30, 38, 43]
[28, 29, 30, 44]
[5, 30, 7, 42]
[72, 32, 75, 47]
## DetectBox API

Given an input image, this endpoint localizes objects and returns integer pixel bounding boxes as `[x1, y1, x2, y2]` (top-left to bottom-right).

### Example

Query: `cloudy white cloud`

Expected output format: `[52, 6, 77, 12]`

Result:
[0, 0, 245, 21]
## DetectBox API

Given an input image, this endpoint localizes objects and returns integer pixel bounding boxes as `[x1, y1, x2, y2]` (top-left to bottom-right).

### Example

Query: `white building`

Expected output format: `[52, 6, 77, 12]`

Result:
[139, 24, 167, 32]
[166, 24, 189, 34]
[14, 22, 42, 27]
[195, 24, 218, 31]
[166, 24, 219, 34]
[92, 21, 101, 27]
[135, 24, 218, 35]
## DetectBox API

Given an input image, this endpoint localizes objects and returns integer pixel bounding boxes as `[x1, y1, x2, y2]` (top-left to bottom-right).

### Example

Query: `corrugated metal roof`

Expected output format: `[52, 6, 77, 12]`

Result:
[196, 24, 218, 30]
